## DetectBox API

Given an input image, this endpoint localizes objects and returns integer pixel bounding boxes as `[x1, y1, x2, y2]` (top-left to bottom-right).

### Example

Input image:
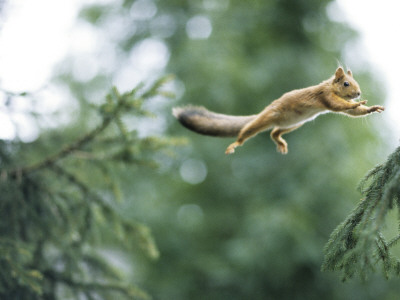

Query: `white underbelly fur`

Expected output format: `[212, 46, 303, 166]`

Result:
[276, 108, 328, 128]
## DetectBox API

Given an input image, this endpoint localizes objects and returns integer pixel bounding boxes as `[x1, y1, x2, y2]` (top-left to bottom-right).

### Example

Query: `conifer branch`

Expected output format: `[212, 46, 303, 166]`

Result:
[323, 146, 400, 280]
[8, 97, 116, 177]
[6, 75, 175, 178]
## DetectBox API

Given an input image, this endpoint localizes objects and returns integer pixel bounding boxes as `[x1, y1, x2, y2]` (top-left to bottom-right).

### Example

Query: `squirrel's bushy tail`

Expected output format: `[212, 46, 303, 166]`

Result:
[172, 106, 257, 137]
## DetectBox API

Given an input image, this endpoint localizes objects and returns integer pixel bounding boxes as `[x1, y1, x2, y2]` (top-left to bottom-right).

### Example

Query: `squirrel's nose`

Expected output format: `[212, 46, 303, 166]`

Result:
[357, 92, 361, 97]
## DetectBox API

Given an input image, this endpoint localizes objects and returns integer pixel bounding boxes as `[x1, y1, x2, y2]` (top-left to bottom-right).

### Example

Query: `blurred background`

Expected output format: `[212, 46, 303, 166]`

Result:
[1, 0, 399, 299]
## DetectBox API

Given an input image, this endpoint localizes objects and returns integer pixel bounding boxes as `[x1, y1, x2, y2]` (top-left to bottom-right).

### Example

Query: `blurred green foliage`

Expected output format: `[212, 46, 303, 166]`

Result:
[0, 80, 181, 299]
[1, 0, 399, 299]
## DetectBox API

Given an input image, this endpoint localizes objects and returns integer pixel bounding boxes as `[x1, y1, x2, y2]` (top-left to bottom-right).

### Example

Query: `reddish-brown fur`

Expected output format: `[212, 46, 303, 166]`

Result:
[173, 67, 384, 155]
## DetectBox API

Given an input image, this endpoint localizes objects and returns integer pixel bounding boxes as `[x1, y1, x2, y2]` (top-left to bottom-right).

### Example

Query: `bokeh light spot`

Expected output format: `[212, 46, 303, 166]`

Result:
[186, 15, 212, 40]
[180, 159, 207, 184]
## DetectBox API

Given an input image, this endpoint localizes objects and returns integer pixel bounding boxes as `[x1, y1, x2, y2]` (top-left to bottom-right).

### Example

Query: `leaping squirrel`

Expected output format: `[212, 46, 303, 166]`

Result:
[173, 67, 384, 154]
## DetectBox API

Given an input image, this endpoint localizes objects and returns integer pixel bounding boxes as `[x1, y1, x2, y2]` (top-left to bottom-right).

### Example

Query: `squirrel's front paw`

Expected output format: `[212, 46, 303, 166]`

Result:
[368, 105, 385, 113]
[359, 100, 368, 105]
[350, 100, 366, 109]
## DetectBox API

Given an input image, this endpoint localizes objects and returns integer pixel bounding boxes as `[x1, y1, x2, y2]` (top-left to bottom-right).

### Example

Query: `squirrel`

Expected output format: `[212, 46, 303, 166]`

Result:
[173, 67, 385, 155]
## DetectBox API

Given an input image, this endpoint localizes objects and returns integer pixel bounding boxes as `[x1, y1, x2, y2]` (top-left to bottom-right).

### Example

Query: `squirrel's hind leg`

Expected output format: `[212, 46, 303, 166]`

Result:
[270, 124, 303, 154]
[225, 113, 276, 154]
[270, 127, 288, 154]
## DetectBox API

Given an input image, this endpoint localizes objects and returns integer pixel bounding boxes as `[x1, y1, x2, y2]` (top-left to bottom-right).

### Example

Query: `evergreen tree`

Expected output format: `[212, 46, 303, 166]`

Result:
[323, 146, 400, 280]
[0, 78, 181, 299]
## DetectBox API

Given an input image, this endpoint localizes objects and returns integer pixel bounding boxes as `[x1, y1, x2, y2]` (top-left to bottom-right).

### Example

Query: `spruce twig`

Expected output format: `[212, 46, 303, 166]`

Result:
[323, 146, 400, 280]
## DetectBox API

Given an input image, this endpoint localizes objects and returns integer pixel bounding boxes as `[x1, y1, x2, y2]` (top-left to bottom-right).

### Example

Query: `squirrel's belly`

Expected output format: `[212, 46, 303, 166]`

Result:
[276, 108, 327, 127]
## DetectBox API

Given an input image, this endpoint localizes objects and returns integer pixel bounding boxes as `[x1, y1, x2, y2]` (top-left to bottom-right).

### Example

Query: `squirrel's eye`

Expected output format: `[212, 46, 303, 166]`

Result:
[344, 81, 350, 87]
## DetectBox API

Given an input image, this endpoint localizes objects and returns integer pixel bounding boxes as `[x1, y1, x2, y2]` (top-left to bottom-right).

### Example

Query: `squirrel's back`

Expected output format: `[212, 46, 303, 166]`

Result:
[172, 106, 257, 137]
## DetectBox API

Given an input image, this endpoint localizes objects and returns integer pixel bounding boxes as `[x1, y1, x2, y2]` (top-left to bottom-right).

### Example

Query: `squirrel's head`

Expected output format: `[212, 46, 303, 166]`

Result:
[331, 67, 361, 100]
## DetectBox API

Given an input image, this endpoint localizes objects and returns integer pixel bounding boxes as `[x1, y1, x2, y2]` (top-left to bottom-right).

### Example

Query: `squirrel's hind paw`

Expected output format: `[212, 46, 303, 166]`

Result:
[225, 142, 240, 155]
[277, 144, 288, 155]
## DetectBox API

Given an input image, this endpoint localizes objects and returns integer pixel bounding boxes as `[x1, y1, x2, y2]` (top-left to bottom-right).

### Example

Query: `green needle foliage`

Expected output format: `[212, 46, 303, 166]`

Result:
[323, 146, 400, 281]
[0, 76, 182, 299]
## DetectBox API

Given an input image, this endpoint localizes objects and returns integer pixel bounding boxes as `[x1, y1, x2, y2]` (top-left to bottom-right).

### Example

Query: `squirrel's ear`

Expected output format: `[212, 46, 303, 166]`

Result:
[335, 67, 345, 79]
[347, 69, 353, 77]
